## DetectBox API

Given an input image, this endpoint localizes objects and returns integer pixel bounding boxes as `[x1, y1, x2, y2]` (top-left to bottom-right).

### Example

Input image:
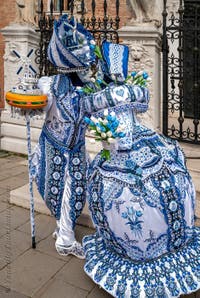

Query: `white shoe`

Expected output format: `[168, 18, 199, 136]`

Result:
[52, 227, 59, 240]
[55, 241, 85, 259]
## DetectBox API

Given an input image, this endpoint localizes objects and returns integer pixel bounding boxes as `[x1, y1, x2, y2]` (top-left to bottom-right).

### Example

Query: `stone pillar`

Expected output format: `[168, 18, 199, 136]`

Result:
[119, 25, 162, 131]
[0, 23, 42, 154]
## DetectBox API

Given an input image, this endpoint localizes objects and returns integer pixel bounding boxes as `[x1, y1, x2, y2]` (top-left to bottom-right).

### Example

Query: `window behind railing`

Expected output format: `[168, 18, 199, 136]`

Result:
[183, 0, 200, 119]
[162, 0, 200, 143]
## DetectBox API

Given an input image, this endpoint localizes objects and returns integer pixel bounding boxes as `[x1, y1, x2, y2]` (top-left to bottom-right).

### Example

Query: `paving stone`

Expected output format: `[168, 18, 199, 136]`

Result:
[0, 249, 65, 297]
[0, 285, 28, 298]
[196, 290, 200, 297]
[0, 189, 10, 198]
[75, 225, 94, 244]
[0, 174, 28, 191]
[0, 166, 28, 181]
[0, 206, 30, 238]
[55, 257, 95, 291]
[0, 225, 7, 239]
[33, 279, 88, 298]
[0, 202, 9, 213]
[4, 206, 30, 230]
[18, 214, 56, 241]
[181, 293, 196, 297]
[0, 156, 26, 169]
[0, 193, 11, 203]
[87, 286, 112, 298]
[0, 230, 31, 270]
[36, 234, 72, 262]
[18, 160, 28, 166]
[195, 218, 200, 227]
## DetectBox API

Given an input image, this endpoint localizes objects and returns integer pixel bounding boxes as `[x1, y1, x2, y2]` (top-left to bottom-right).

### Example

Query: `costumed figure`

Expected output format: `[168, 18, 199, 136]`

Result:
[83, 41, 200, 297]
[31, 15, 147, 258]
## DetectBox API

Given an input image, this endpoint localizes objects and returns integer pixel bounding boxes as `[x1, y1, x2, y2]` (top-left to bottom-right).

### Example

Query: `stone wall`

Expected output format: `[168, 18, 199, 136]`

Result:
[0, 0, 16, 108]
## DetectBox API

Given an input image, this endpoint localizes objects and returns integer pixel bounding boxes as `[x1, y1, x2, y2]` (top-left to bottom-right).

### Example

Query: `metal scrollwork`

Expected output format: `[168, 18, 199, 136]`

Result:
[163, 0, 200, 144]
[35, 0, 120, 77]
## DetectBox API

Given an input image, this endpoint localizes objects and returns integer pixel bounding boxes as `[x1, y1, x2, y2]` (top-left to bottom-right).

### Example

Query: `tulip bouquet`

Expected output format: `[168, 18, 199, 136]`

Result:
[84, 109, 125, 160]
[125, 70, 151, 87]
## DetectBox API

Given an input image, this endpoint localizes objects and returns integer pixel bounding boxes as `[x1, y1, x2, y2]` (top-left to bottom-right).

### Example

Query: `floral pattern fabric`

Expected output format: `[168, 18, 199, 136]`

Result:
[83, 102, 200, 297]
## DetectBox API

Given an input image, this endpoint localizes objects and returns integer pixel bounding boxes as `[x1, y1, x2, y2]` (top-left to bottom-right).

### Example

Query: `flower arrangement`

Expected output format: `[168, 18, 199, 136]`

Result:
[89, 40, 103, 60]
[125, 70, 151, 87]
[84, 109, 125, 160]
[75, 39, 151, 95]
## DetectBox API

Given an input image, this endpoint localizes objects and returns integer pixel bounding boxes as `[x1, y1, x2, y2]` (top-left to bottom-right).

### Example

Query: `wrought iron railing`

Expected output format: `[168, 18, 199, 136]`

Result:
[35, 0, 120, 77]
[162, 0, 200, 144]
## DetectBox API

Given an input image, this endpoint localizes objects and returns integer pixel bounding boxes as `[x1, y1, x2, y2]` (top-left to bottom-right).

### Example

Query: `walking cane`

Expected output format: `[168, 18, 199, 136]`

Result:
[25, 113, 36, 249]
[5, 54, 47, 249]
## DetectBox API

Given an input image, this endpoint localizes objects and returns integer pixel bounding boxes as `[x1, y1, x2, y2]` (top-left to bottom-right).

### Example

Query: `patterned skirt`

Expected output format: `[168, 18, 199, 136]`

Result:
[83, 128, 200, 297]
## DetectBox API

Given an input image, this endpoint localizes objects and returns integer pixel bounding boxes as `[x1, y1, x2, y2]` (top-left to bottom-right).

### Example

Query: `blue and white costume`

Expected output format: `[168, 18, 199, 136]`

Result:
[32, 73, 146, 254]
[31, 14, 148, 258]
[83, 42, 200, 296]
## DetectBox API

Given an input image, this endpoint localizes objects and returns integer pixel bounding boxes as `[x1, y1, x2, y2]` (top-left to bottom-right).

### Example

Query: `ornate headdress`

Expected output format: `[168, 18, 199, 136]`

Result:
[48, 14, 96, 73]
[102, 41, 129, 81]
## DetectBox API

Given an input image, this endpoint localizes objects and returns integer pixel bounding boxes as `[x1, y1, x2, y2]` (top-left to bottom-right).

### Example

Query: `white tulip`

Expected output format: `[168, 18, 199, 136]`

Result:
[98, 117, 103, 122]
[104, 109, 108, 116]
[89, 138, 96, 144]
[146, 77, 152, 82]
[116, 127, 122, 133]
[107, 131, 112, 137]
[108, 138, 115, 143]
[101, 132, 107, 139]
[111, 74, 116, 81]
[90, 130, 96, 135]
[90, 77, 96, 83]
[136, 70, 144, 77]
[102, 119, 108, 125]
[90, 40, 96, 45]
[110, 111, 116, 117]
[91, 116, 98, 123]
[97, 127, 102, 133]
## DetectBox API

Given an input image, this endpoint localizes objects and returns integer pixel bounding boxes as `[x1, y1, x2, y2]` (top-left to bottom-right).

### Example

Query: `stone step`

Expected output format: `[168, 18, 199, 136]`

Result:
[9, 183, 94, 228]
[180, 142, 200, 159]
[190, 172, 200, 193]
[196, 195, 200, 218]
[186, 158, 200, 173]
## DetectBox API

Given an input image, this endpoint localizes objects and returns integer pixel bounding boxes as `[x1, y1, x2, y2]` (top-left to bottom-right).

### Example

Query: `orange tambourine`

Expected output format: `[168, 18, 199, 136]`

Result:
[6, 91, 48, 109]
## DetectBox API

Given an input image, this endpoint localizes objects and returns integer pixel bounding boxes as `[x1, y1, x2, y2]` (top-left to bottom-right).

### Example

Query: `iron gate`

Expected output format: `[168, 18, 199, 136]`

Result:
[35, 0, 120, 77]
[162, 0, 200, 144]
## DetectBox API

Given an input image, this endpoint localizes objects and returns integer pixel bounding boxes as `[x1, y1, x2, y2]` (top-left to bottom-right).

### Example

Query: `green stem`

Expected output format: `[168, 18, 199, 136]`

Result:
[101, 149, 111, 160]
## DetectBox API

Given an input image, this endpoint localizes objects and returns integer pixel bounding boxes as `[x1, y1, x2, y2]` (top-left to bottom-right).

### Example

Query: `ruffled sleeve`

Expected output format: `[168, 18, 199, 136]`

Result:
[38, 76, 54, 112]
[83, 84, 150, 114]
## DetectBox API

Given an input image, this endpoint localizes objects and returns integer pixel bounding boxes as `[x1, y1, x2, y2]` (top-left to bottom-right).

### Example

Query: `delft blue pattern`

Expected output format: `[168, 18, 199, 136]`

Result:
[121, 207, 144, 239]
[32, 74, 147, 222]
[83, 228, 200, 298]
[68, 144, 87, 228]
[48, 14, 95, 69]
[25, 115, 36, 245]
[149, 167, 186, 251]
[102, 41, 129, 81]
[84, 101, 199, 297]
[33, 130, 67, 219]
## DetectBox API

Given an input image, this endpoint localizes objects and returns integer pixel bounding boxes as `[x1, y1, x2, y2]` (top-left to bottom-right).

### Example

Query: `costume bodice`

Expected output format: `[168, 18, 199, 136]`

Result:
[39, 74, 150, 149]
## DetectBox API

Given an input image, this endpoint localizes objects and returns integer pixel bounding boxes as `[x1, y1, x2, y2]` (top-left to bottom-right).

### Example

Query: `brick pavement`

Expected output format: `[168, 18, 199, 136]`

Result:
[0, 152, 199, 298]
